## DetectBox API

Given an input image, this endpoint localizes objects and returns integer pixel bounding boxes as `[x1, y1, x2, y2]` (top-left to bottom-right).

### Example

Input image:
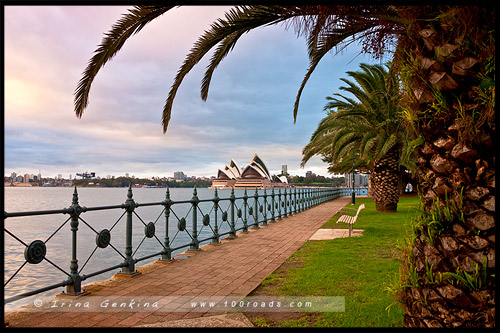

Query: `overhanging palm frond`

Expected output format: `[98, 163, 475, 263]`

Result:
[292, 24, 378, 122]
[200, 31, 246, 101]
[74, 5, 174, 118]
[162, 5, 290, 132]
[75, 5, 404, 132]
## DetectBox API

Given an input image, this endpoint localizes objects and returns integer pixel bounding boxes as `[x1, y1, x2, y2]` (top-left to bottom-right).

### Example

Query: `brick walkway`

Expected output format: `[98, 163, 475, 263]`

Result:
[5, 197, 351, 327]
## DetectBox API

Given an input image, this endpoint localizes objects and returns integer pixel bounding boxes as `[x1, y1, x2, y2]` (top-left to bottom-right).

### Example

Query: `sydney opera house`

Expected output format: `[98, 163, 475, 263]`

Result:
[210, 154, 289, 189]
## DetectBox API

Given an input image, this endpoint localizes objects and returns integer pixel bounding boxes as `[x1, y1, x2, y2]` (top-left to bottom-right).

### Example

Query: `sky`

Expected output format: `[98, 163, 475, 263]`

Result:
[4, 5, 386, 179]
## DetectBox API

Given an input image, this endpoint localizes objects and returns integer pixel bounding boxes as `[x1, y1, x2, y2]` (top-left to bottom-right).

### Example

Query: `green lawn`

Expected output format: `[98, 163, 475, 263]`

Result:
[246, 195, 420, 327]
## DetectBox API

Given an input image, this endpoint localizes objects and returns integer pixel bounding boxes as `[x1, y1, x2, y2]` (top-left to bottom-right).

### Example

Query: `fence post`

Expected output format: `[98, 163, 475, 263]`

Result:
[283, 188, 288, 218]
[305, 188, 309, 210]
[307, 188, 311, 209]
[270, 188, 276, 223]
[242, 189, 249, 232]
[120, 184, 138, 275]
[277, 189, 282, 220]
[293, 188, 298, 214]
[228, 188, 238, 238]
[160, 188, 173, 261]
[190, 187, 200, 251]
[295, 188, 303, 212]
[262, 189, 268, 226]
[212, 188, 221, 244]
[64, 187, 85, 295]
[252, 188, 260, 229]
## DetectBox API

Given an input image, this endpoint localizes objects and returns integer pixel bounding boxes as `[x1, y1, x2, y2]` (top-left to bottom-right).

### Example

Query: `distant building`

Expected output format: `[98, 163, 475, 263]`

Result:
[345, 173, 369, 187]
[281, 165, 288, 176]
[210, 154, 289, 189]
[305, 171, 315, 178]
[174, 171, 187, 181]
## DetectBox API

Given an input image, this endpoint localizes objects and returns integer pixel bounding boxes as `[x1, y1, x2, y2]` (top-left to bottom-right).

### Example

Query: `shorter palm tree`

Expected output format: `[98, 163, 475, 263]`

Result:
[302, 63, 412, 212]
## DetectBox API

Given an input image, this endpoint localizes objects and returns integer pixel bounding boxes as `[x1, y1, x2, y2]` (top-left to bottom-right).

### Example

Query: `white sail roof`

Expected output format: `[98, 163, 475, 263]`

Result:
[224, 165, 238, 179]
[278, 176, 288, 184]
[216, 154, 274, 181]
[249, 154, 271, 180]
[228, 159, 242, 178]
[241, 164, 268, 179]
[217, 168, 235, 180]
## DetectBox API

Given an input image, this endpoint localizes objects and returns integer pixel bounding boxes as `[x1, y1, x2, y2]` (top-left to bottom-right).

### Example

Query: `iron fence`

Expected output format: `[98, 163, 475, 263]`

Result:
[4, 186, 360, 305]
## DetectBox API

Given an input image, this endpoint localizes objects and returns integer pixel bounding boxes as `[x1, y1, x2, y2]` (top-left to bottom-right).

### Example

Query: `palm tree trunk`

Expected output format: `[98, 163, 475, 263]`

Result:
[371, 146, 400, 212]
[367, 174, 373, 198]
[396, 6, 495, 327]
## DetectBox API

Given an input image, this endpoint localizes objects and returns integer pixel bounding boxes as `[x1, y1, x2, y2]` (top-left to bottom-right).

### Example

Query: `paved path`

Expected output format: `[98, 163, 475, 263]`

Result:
[5, 197, 351, 328]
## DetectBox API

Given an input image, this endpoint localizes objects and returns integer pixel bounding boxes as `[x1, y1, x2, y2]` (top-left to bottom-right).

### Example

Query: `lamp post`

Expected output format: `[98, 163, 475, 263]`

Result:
[351, 148, 355, 206]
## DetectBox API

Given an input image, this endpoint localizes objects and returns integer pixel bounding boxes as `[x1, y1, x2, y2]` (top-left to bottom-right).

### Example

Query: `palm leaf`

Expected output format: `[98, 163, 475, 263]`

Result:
[162, 5, 291, 132]
[375, 132, 398, 160]
[74, 5, 174, 118]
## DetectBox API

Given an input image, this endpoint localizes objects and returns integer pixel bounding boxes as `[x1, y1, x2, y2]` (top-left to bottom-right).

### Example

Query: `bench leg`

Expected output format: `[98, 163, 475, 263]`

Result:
[349, 224, 352, 237]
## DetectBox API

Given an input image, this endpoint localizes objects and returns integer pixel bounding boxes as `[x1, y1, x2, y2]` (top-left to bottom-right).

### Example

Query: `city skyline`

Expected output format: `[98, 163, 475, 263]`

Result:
[5, 6, 382, 179]
[5, 166, 333, 181]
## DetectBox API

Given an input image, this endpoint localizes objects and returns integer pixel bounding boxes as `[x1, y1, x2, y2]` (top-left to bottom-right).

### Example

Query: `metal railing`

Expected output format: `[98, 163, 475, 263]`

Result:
[4, 186, 354, 305]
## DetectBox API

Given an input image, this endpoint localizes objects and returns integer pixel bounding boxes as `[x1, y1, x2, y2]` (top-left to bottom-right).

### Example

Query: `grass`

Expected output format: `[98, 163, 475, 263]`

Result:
[245, 195, 420, 327]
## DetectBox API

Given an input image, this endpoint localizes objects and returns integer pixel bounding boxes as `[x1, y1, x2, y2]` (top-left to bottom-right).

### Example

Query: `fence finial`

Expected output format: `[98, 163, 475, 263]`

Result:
[127, 183, 133, 200]
[72, 186, 79, 205]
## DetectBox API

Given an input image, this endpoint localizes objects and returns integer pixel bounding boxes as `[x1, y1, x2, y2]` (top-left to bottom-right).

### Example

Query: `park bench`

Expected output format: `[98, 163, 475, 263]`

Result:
[336, 204, 365, 237]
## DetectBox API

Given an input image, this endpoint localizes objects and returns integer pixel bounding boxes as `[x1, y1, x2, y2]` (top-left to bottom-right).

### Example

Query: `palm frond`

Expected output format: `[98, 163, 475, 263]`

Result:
[162, 5, 290, 132]
[292, 20, 379, 122]
[75, 5, 404, 133]
[301, 62, 413, 177]
[74, 5, 174, 118]
[200, 30, 247, 101]
[375, 132, 399, 160]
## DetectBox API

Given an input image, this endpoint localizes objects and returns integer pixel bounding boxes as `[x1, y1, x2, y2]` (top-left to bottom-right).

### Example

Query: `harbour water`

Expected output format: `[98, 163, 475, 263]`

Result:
[4, 186, 366, 311]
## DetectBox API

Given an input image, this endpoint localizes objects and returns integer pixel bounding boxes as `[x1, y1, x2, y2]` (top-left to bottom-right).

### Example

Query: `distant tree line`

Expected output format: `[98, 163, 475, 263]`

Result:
[289, 175, 345, 186]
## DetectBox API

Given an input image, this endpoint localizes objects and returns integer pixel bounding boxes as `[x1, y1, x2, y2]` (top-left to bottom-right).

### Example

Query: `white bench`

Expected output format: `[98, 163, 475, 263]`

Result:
[336, 204, 365, 237]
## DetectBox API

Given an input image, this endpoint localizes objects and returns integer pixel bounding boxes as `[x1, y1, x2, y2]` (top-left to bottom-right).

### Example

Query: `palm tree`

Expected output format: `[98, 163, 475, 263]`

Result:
[392, 7, 495, 328]
[301, 63, 410, 212]
[74, 5, 495, 327]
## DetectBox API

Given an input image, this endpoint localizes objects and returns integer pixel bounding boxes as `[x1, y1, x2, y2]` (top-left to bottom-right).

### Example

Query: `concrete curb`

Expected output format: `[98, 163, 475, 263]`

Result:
[308, 228, 364, 240]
